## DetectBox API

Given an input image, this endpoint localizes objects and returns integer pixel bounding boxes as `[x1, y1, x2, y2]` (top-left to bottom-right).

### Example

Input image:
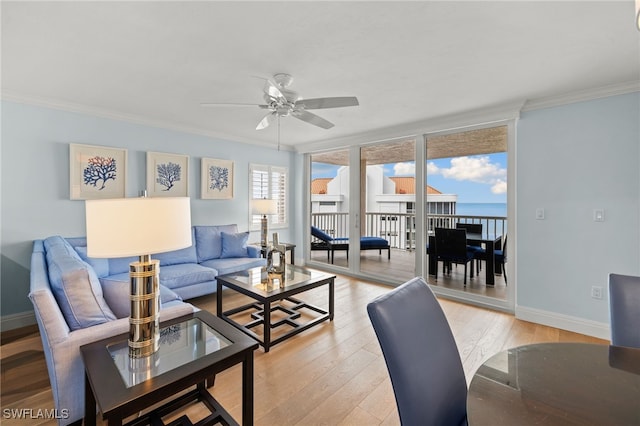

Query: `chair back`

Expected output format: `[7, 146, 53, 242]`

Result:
[311, 226, 334, 243]
[367, 277, 468, 426]
[609, 273, 640, 348]
[435, 227, 468, 259]
[456, 222, 482, 236]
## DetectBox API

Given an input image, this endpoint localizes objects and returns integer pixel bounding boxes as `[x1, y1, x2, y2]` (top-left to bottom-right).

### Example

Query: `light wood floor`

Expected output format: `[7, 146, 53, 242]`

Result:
[1, 274, 605, 425]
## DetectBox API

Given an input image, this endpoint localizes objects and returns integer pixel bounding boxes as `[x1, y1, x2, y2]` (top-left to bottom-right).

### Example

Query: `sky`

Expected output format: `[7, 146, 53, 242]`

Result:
[312, 153, 507, 204]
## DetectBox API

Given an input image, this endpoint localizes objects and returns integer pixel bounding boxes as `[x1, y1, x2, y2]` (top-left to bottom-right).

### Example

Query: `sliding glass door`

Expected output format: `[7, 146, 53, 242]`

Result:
[309, 150, 350, 269]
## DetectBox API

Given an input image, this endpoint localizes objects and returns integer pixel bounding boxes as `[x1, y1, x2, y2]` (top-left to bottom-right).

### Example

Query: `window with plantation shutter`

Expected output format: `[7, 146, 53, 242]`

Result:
[249, 164, 288, 230]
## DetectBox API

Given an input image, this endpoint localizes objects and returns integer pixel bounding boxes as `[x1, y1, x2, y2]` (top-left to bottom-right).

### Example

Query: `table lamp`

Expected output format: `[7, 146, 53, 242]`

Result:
[251, 198, 277, 248]
[85, 197, 192, 358]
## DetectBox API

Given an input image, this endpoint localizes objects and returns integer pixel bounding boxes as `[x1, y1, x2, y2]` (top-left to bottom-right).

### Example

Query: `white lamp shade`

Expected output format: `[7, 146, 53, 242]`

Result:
[251, 198, 278, 215]
[86, 197, 192, 258]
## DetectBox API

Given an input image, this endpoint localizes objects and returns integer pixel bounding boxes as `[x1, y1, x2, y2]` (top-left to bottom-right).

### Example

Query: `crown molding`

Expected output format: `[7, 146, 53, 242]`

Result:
[0, 91, 294, 152]
[522, 80, 640, 112]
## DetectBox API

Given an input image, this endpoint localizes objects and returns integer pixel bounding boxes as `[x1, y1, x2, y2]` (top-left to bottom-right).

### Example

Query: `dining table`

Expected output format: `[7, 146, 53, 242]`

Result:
[428, 232, 503, 285]
[467, 342, 640, 425]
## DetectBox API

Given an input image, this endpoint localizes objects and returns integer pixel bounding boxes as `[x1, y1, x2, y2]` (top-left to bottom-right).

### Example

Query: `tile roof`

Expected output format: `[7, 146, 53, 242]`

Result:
[311, 177, 442, 195]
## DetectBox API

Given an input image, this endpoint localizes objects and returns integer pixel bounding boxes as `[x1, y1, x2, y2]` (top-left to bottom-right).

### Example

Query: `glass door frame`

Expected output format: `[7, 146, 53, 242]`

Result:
[303, 119, 516, 313]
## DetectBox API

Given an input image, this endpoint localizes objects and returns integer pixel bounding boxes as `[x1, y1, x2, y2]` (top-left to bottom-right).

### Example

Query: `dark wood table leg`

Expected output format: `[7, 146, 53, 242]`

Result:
[242, 352, 254, 426]
[329, 279, 335, 320]
[85, 373, 96, 426]
[263, 300, 271, 352]
[428, 235, 436, 276]
[495, 238, 503, 275]
[216, 281, 223, 317]
[485, 240, 495, 286]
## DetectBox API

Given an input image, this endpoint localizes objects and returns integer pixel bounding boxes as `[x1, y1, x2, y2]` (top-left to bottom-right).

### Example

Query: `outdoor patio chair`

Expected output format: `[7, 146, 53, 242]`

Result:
[434, 227, 475, 285]
[310, 226, 390, 264]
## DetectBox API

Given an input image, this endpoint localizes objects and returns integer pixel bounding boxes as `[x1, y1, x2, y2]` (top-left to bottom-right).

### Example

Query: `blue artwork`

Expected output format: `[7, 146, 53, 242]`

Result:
[209, 166, 229, 191]
[83, 156, 117, 190]
[156, 162, 181, 191]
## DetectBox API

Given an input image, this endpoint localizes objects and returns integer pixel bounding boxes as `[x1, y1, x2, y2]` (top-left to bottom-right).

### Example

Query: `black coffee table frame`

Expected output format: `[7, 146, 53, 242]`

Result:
[216, 265, 335, 352]
[81, 310, 258, 426]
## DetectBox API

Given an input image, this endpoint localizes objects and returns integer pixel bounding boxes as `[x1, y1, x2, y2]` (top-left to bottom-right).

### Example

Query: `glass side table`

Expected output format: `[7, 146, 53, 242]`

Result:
[81, 310, 258, 426]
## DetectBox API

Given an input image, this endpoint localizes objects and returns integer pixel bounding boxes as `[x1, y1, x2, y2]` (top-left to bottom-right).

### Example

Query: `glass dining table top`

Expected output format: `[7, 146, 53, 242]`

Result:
[467, 342, 640, 425]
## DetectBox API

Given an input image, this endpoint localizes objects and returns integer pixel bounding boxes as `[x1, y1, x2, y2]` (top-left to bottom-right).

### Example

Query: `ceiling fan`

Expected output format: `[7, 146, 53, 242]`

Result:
[201, 73, 359, 131]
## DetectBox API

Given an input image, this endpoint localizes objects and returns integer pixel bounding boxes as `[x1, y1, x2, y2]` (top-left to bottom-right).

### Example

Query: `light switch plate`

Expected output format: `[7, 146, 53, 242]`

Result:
[535, 208, 545, 220]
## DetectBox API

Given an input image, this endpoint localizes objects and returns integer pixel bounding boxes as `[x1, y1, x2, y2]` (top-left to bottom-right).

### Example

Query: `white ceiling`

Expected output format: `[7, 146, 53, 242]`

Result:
[2, 1, 639, 151]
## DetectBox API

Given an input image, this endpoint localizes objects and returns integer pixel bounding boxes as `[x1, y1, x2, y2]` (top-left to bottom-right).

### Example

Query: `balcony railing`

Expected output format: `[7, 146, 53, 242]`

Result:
[311, 212, 507, 250]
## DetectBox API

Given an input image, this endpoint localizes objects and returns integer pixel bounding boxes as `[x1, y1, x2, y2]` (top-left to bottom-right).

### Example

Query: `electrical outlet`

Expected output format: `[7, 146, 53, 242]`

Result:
[591, 286, 603, 300]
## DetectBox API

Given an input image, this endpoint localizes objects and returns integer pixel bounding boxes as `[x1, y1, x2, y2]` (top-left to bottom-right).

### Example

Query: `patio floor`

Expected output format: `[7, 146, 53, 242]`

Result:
[310, 247, 507, 300]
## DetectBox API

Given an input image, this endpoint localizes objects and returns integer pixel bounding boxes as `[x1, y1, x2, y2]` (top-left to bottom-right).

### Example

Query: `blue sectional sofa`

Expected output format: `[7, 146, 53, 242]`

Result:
[28, 224, 266, 425]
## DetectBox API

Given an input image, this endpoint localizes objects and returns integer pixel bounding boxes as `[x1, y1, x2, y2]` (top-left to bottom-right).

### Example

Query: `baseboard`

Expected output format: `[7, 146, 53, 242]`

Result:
[1, 311, 36, 332]
[515, 305, 610, 341]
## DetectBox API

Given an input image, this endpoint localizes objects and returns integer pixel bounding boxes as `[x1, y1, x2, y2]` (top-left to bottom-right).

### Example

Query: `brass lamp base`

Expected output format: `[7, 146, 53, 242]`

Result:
[128, 255, 160, 358]
[260, 215, 268, 248]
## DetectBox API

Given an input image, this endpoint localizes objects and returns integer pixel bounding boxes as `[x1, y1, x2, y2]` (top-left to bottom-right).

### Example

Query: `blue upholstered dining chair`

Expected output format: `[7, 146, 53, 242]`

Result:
[609, 273, 640, 348]
[367, 277, 468, 426]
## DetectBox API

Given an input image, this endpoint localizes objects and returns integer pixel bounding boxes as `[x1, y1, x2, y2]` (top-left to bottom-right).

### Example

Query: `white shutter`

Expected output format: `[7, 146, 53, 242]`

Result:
[249, 164, 288, 230]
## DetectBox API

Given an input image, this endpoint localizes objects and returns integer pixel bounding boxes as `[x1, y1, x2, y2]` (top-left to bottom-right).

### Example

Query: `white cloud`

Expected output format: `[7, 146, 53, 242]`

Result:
[439, 156, 506, 185]
[394, 162, 415, 176]
[426, 161, 440, 175]
[491, 180, 507, 194]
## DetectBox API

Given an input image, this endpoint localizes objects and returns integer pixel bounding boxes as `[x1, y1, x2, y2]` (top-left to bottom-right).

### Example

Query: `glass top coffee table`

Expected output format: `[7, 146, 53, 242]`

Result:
[80, 310, 258, 426]
[216, 264, 335, 352]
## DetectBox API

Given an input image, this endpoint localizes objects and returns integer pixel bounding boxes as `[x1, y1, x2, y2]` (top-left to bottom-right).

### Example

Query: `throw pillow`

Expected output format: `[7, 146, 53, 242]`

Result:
[100, 277, 183, 319]
[74, 246, 110, 278]
[47, 255, 116, 330]
[220, 231, 249, 258]
[194, 225, 238, 262]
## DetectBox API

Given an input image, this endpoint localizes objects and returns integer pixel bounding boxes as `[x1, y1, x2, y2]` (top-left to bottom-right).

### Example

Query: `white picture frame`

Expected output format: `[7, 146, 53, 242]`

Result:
[201, 157, 234, 199]
[69, 143, 127, 200]
[146, 151, 189, 197]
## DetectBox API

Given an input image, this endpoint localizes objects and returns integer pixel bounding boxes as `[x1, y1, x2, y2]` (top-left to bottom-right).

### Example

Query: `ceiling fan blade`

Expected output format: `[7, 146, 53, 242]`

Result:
[295, 96, 359, 110]
[200, 102, 269, 108]
[291, 109, 334, 129]
[256, 112, 276, 130]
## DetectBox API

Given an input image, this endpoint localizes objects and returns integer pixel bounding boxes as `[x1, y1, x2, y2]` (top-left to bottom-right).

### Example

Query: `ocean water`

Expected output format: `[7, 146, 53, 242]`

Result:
[456, 203, 507, 217]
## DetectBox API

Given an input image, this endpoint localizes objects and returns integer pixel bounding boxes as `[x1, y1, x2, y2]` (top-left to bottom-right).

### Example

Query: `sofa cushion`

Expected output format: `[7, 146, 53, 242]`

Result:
[46, 254, 116, 330]
[194, 224, 238, 262]
[152, 228, 198, 266]
[157, 263, 218, 290]
[200, 257, 267, 276]
[108, 256, 139, 275]
[74, 246, 110, 278]
[100, 276, 183, 319]
[220, 231, 249, 258]
[44, 236, 82, 260]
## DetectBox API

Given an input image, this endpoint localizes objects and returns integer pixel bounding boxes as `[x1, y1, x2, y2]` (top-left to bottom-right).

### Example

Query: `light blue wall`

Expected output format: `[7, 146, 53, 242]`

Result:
[516, 92, 640, 325]
[1, 101, 300, 318]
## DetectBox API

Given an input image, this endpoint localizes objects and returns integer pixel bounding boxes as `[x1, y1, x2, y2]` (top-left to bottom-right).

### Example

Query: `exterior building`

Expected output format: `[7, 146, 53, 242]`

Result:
[311, 165, 458, 249]
[311, 165, 457, 215]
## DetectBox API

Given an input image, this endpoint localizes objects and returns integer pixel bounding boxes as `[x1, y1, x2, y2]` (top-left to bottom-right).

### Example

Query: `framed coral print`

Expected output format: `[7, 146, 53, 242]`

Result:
[146, 152, 189, 197]
[69, 143, 127, 200]
[201, 158, 234, 199]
